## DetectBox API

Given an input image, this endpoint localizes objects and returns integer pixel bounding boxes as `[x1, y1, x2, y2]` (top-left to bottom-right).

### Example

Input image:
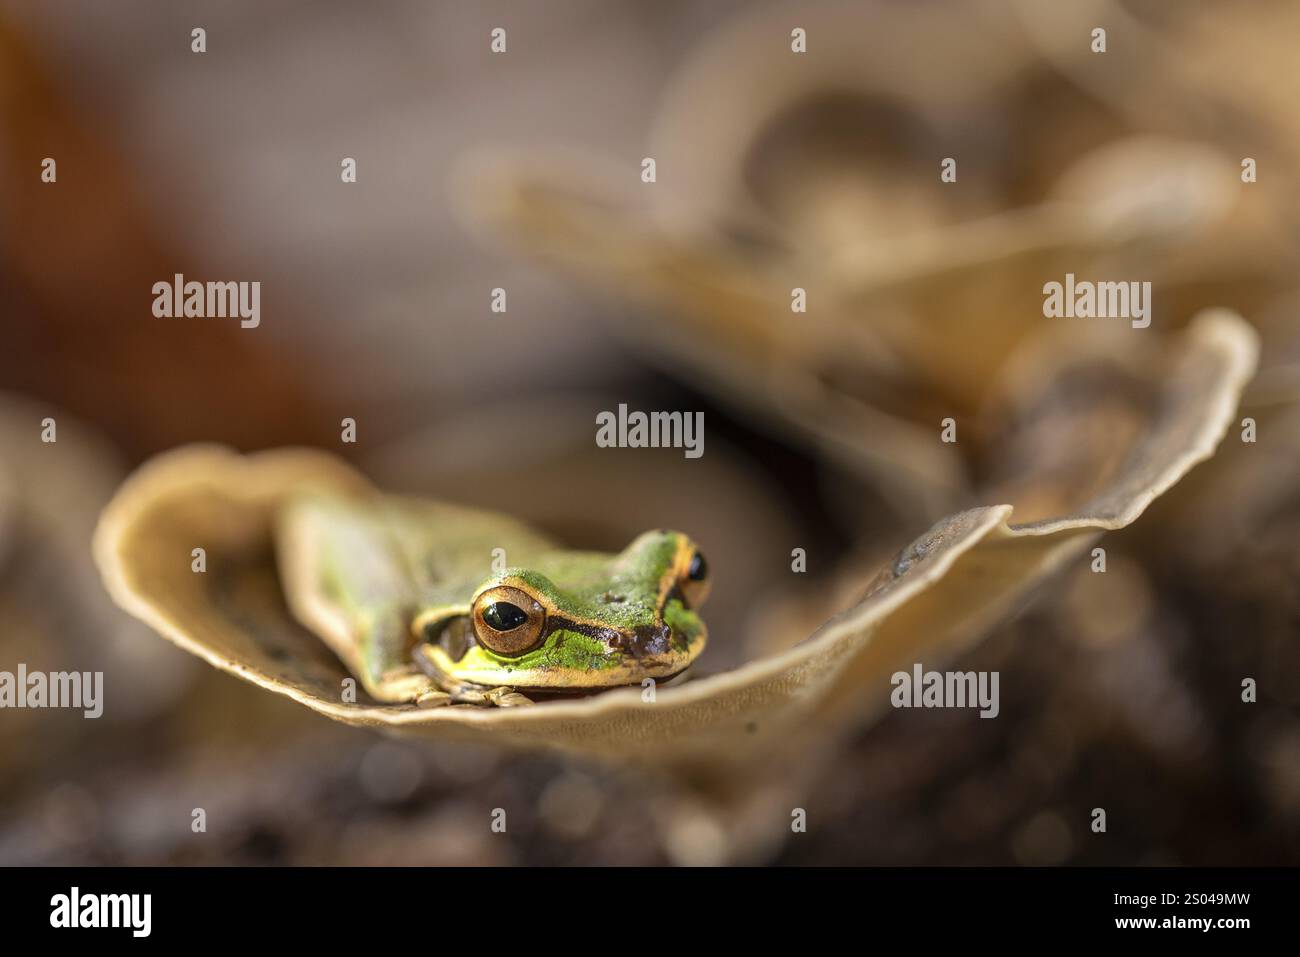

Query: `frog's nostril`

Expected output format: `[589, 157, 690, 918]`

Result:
[628, 622, 672, 658]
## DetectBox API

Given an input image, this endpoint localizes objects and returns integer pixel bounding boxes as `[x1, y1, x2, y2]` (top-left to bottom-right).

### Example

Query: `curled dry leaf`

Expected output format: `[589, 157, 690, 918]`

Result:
[92, 313, 1257, 773]
[1147, 306, 1300, 563]
[981, 310, 1258, 524]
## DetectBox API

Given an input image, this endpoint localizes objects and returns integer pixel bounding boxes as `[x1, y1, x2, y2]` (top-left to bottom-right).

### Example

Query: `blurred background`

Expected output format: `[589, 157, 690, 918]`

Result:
[1, 0, 1297, 865]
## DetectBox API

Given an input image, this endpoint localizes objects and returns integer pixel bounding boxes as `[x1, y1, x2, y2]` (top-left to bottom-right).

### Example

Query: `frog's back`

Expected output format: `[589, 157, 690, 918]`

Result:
[275, 491, 559, 683]
[371, 493, 560, 593]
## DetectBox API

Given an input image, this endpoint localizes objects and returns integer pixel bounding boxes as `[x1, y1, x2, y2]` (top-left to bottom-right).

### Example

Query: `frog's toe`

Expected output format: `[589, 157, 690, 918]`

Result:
[443, 684, 533, 707]
[473, 686, 533, 707]
[483, 687, 534, 708]
[415, 689, 452, 708]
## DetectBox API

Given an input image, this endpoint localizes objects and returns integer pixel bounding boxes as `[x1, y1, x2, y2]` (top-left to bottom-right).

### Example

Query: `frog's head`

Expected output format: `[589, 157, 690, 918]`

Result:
[413, 530, 709, 693]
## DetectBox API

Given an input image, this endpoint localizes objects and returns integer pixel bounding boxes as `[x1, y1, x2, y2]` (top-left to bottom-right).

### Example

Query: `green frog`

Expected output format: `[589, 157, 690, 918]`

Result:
[275, 492, 709, 707]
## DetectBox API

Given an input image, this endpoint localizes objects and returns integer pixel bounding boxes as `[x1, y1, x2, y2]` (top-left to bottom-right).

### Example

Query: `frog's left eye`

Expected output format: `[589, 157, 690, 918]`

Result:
[679, 549, 711, 609]
[472, 585, 546, 656]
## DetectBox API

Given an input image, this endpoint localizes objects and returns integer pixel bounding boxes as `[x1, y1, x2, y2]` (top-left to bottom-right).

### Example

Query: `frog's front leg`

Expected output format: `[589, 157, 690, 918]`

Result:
[373, 667, 452, 708]
[408, 641, 531, 707]
[355, 608, 450, 706]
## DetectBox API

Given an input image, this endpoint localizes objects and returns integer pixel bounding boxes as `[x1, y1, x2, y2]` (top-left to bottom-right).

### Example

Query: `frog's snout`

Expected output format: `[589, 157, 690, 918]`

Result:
[608, 621, 672, 660]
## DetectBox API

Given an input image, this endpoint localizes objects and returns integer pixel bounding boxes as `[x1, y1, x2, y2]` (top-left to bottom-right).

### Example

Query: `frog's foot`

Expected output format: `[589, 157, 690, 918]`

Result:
[414, 689, 453, 709]
[485, 687, 534, 708]
[449, 684, 534, 708]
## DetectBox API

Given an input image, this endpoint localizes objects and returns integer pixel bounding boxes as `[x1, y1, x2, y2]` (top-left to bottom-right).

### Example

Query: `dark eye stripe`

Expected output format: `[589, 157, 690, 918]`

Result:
[542, 616, 623, 645]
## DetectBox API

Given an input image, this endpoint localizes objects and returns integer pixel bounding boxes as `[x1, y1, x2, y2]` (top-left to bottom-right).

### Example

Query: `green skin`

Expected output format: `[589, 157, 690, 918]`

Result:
[416, 534, 706, 691]
[276, 494, 709, 707]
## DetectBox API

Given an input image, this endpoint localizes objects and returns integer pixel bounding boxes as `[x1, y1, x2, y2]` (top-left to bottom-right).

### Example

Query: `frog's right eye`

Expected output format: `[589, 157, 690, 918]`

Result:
[472, 585, 546, 656]
[679, 549, 711, 609]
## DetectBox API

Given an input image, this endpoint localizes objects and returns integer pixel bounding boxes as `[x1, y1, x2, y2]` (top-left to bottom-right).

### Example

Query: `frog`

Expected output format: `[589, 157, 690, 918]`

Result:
[274, 491, 709, 708]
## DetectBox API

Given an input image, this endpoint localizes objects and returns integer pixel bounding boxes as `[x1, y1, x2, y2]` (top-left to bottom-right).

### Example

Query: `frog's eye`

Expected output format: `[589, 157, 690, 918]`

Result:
[471, 585, 546, 656]
[679, 549, 711, 609]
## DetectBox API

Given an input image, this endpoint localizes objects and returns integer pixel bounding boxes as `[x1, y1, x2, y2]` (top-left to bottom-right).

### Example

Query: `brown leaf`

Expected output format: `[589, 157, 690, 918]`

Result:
[93, 313, 1256, 772]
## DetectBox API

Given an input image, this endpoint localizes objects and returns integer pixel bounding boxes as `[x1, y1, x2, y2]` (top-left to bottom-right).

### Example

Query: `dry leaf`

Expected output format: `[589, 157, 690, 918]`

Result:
[93, 313, 1256, 776]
